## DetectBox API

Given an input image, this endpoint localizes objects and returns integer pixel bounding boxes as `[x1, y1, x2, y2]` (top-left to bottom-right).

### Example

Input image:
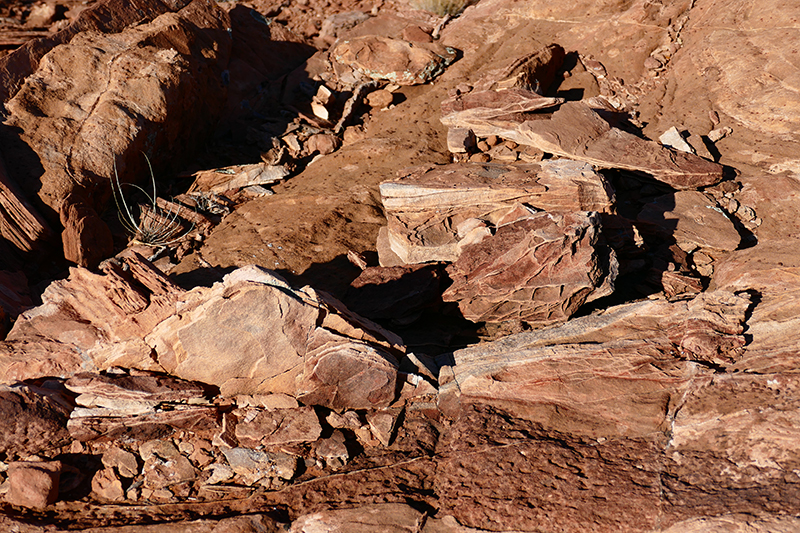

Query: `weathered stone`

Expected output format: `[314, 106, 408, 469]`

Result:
[331, 35, 456, 85]
[380, 160, 614, 264]
[637, 191, 740, 253]
[443, 290, 749, 436]
[366, 409, 401, 447]
[443, 211, 616, 325]
[68, 405, 221, 443]
[102, 446, 139, 478]
[235, 407, 322, 448]
[442, 100, 724, 189]
[5, 461, 61, 509]
[149, 266, 404, 408]
[446, 128, 476, 153]
[290, 503, 424, 533]
[142, 455, 196, 490]
[91, 467, 124, 502]
[3, 253, 185, 381]
[4, 0, 231, 266]
[0, 383, 72, 456]
[441, 87, 563, 122]
[189, 163, 289, 194]
[221, 447, 298, 484]
[659, 126, 695, 153]
[472, 43, 566, 94]
[366, 89, 394, 109]
[305, 133, 341, 156]
[315, 430, 350, 470]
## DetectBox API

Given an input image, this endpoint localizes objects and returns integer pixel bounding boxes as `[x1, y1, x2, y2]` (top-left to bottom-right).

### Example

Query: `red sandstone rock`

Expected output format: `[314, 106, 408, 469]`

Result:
[443, 211, 616, 325]
[234, 407, 322, 448]
[4, 0, 232, 266]
[0, 383, 72, 456]
[5, 460, 62, 509]
[442, 100, 725, 189]
[379, 160, 614, 264]
[290, 503, 424, 533]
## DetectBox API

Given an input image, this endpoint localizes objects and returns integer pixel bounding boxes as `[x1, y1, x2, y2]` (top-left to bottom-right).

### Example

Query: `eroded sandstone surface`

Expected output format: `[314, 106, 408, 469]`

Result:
[1, 0, 800, 531]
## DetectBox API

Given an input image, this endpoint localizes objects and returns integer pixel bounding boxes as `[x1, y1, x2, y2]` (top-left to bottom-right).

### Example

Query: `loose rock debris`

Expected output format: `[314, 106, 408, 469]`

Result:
[1, 0, 800, 531]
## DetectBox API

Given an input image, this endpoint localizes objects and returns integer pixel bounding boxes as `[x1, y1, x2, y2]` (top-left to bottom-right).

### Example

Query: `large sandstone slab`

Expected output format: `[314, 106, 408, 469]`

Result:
[443, 211, 616, 325]
[380, 159, 614, 264]
[3, 0, 232, 266]
[441, 99, 724, 189]
[442, 290, 750, 437]
[2, 254, 405, 410]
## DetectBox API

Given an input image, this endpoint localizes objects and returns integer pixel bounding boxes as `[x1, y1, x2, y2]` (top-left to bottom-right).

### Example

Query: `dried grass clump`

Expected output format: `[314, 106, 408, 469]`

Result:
[409, 0, 475, 17]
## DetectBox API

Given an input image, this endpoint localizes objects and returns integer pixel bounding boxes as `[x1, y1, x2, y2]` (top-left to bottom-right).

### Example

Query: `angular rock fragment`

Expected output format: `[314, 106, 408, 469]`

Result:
[380, 160, 614, 264]
[331, 35, 456, 85]
[472, 43, 566, 94]
[637, 191, 740, 253]
[443, 211, 616, 325]
[4, 461, 61, 509]
[441, 87, 564, 122]
[442, 290, 749, 435]
[442, 100, 724, 189]
[189, 163, 290, 194]
[3, 0, 232, 266]
[234, 407, 322, 448]
[91, 467, 124, 502]
[221, 447, 298, 484]
[0, 383, 72, 456]
[102, 446, 139, 479]
[659, 126, 695, 154]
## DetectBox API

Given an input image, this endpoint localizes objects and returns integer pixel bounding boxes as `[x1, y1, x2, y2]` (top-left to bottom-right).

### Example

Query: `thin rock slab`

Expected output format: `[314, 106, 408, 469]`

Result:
[188, 163, 290, 194]
[637, 191, 740, 253]
[380, 160, 614, 264]
[234, 406, 323, 448]
[331, 35, 456, 85]
[441, 100, 724, 189]
[441, 290, 750, 438]
[290, 503, 424, 533]
[443, 211, 616, 326]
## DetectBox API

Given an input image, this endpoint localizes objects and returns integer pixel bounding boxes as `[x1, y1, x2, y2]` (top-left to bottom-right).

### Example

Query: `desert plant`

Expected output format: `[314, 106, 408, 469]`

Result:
[409, 0, 475, 17]
[112, 154, 192, 247]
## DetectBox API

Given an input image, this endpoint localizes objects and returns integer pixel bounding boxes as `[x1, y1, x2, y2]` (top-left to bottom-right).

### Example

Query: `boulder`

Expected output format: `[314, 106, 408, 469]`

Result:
[441, 290, 750, 435]
[331, 35, 456, 85]
[149, 266, 405, 407]
[379, 160, 614, 264]
[4, 0, 232, 266]
[443, 211, 617, 325]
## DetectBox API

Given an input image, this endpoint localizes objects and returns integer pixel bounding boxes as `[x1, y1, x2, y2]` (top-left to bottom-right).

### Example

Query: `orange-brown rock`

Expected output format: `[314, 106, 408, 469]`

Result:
[4, 0, 232, 266]
[443, 211, 616, 325]
[379, 160, 614, 264]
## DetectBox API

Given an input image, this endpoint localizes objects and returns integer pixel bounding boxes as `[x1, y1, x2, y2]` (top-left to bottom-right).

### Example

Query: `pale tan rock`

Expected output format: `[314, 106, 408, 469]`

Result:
[235, 407, 322, 448]
[366, 409, 401, 447]
[102, 446, 139, 478]
[221, 447, 298, 484]
[291, 503, 424, 533]
[92, 467, 124, 502]
[380, 160, 614, 264]
[5, 461, 61, 509]
[149, 266, 404, 408]
[366, 89, 394, 108]
[189, 163, 289, 194]
[331, 36, 456, 85]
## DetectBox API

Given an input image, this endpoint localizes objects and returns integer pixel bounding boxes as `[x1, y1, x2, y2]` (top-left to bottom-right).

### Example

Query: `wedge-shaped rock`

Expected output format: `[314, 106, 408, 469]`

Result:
[189, 163, 290, 194]
[380, 160, 614, 264]
[331, 35, 456, 85]
[442, 290, 749, 437]
[441, 87, 564, 121]
[443, 211, 616, 325]
[442, 100, 724, 189]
